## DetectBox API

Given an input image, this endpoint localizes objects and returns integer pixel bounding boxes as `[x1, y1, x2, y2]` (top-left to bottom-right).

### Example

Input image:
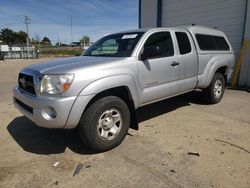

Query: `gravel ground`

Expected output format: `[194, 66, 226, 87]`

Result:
[0, 58, 250, 188]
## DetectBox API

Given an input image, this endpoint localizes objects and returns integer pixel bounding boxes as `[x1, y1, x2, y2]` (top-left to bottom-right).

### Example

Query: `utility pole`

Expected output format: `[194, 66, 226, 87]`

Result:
[57, 33, 60, 46]
[24, 16, 30, 59]
[70, 15, 73, 46]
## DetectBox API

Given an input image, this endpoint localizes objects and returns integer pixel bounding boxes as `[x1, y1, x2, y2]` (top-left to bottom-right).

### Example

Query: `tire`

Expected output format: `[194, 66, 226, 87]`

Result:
[203, 72, 225, 104]
[78, 96, 131, 152]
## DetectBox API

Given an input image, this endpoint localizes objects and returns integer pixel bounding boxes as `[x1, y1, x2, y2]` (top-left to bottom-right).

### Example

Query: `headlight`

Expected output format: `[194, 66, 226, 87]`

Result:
[40, 74, 74, 95]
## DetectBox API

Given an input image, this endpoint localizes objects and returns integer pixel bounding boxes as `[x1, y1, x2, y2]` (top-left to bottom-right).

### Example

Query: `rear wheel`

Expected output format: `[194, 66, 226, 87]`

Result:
[203, 72, 225, 104]
[78, 96, 130, 152]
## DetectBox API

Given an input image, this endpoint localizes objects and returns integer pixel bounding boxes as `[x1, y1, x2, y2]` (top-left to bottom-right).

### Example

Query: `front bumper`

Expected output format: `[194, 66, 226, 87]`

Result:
[13, 86, 76, 128]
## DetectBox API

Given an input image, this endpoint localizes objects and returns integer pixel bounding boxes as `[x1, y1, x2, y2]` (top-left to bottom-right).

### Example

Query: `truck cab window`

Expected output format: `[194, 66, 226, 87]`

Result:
[143, 32, 174, 58]
[175, 32, 191, 54]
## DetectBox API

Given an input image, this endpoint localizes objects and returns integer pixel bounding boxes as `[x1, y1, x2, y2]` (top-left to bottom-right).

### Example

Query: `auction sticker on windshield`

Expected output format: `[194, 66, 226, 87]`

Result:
[121, 34, 138, 39]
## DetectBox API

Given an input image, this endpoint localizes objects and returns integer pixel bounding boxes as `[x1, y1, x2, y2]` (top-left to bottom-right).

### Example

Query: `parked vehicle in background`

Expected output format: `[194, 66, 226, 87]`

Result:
[13, 26, 235, 152]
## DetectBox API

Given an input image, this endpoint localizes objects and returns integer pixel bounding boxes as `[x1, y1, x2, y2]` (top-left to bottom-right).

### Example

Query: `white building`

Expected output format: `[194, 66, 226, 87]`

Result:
[139, 0, 250, 87]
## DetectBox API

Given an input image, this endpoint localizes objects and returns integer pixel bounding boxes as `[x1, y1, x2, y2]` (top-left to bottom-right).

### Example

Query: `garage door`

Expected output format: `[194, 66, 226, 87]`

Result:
[161, 0, 247, 55]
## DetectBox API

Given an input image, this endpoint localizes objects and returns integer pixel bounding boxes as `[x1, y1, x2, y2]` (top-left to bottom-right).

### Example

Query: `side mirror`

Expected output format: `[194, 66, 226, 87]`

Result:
[140, 46, 160, 61]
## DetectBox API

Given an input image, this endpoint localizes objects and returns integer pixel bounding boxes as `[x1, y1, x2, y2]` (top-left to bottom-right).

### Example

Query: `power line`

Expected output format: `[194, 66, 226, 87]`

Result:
[24, 16, 30, 59]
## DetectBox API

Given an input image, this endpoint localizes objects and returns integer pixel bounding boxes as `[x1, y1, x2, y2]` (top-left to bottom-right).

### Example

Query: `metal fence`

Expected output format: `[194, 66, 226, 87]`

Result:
[0, 45, 38, 59]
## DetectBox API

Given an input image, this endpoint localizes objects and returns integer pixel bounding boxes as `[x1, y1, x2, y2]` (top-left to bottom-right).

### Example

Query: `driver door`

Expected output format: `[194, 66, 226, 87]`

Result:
[138, 31, 181, 105]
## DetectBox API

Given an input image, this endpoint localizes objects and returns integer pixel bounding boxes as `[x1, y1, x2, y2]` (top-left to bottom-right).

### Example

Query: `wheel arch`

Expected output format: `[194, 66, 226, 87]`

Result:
[216, 66, 228, 80]
[207, 64, 229, 86]
[83, 86, 139, 130]
[65, 75, 140, 130]
[199, 61, 230, 89]
[79, 75, 140, 108]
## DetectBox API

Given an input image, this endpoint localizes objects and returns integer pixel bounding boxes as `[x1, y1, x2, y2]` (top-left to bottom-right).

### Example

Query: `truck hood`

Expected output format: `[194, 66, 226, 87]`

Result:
[25, 56, 126, 74]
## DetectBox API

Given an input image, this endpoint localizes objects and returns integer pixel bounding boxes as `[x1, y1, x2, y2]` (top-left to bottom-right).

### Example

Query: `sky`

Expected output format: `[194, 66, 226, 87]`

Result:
[0, 0, 138, 44]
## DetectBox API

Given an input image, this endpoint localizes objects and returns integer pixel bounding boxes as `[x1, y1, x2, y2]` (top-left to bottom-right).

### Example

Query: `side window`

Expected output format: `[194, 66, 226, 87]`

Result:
[196, 34, 216, 50]
[196, 34, 230, 51]
[214, 36, 230, 50]
[175, 32, 191, 54]
[144, 32, 174, 58]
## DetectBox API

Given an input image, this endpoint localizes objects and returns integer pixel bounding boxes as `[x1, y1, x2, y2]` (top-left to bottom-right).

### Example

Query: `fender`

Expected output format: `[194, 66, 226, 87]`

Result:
[79, 74, 140, 109]
[65, 75, 140, 129]
[198, 56, 230, 88]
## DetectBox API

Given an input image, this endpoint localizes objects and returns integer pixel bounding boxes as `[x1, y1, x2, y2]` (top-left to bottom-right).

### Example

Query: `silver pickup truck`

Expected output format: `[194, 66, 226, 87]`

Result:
[13, 26, 234, 151]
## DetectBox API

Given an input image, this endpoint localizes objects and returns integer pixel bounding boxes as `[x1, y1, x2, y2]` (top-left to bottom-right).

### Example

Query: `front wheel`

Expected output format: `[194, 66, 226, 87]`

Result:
[203, 72, 225, 104]
[78, 96, 130, 152]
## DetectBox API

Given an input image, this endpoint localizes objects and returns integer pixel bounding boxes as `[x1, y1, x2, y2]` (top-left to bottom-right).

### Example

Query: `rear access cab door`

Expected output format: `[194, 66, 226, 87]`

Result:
[174, 29, 199, 92]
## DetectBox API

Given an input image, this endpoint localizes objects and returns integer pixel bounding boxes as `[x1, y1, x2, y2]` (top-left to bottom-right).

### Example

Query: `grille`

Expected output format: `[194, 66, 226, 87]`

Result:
[18, 73, 36, 95]
[15, 98, 33, 114]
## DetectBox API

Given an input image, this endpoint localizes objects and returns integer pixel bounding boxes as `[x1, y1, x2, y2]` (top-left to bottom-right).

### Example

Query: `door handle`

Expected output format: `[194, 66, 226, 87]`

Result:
[171, 61, 179, 66]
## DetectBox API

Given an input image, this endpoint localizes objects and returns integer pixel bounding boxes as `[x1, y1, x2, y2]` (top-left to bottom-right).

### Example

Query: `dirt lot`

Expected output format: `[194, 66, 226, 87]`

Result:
[0, 58, 250, 188]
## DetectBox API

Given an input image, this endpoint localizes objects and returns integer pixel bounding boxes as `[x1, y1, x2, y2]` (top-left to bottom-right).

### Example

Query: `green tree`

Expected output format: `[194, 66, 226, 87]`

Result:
[80, 35, 90, 45]
[0, 28, 15, 44]
[0, 28, 28, 45]
[15, 31, 27, 44]
[41, 37, 51, 45]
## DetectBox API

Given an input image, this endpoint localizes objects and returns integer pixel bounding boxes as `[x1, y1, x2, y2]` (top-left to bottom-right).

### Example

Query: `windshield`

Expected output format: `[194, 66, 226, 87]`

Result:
[83, 32, 144, 57]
